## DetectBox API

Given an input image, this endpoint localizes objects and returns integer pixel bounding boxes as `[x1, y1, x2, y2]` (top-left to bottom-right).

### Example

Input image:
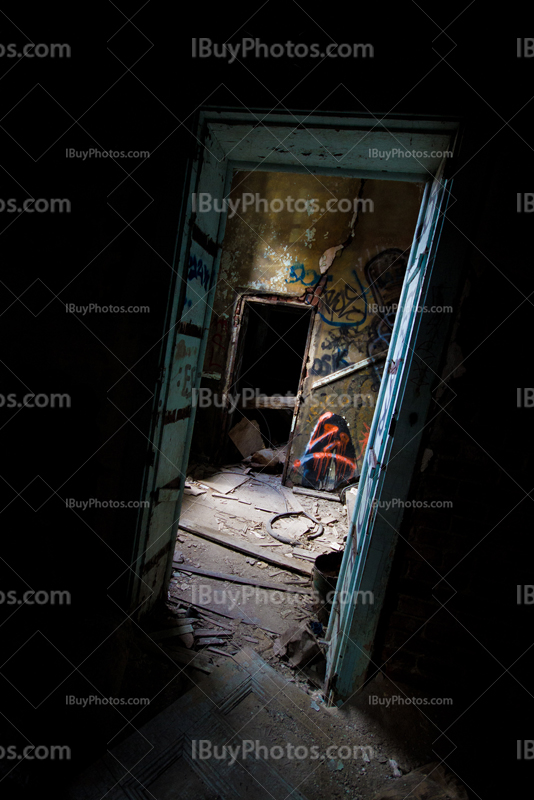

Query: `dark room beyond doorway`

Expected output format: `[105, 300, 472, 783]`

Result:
[230, 299, 313, 454]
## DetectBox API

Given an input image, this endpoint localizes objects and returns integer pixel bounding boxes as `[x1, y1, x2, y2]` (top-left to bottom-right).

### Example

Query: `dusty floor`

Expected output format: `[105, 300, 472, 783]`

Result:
[90, 641, 456, 800]
[176, 467, 347, 630]
[118, 467, 347, 727]
[111, 466, 463, 799]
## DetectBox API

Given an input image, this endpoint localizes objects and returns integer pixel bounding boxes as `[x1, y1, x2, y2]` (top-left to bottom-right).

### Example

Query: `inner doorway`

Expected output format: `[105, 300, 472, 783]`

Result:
[226, 297, 314, 466]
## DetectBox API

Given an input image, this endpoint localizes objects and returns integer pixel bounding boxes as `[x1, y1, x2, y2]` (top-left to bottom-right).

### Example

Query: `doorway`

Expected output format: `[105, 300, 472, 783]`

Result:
[225, 297, 314, 466]
[130, 109, 460, 703]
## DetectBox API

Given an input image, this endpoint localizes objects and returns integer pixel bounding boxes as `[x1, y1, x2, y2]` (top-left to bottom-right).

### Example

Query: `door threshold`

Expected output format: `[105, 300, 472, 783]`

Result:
[292, 487, 342, 503]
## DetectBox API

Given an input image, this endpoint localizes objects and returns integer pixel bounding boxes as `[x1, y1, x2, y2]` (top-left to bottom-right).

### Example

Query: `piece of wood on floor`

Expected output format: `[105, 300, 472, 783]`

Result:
[255, 505, 284, 514]
[151, 624, 194, 640]
[168, 594, 276, 633]
[280, 484, 305, 513]
[194, 629, 233, 638]
[212, 493, 252, 504]
[195, 637, 227, 646]
[197, 612, 234, 631]
[206, 647, 237, 659]
[292, 548, 316, 562]
[293, 487, 341, 502]
[168, 594, 241, 620]
[177, 522, 312, 576]
[172, 563, 311, 594]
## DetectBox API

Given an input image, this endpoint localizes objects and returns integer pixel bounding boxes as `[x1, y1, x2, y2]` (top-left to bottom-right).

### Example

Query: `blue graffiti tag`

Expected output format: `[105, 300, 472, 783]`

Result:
[184, 253, 211, 310]
[311, 347, 350, 376]
[318, 269, 370, 328]
[285, 263, 323, 287]
[188, 254, 211, 290]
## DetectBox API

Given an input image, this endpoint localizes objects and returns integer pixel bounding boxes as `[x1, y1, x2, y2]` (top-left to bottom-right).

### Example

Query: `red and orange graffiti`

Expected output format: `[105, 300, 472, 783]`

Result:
[293, 411, 357, 490]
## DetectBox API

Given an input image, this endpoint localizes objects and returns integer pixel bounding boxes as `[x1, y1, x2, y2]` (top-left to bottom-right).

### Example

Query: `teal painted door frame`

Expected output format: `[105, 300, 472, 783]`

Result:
[324, 164, 452, 698]
[323, 124, 492, 701]
[129, 111, 462, 652]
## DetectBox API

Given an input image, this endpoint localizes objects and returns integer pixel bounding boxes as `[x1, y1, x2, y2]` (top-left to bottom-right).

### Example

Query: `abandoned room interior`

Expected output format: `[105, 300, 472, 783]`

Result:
[4, 107, 511, 800]
[2, 40, 532, 795]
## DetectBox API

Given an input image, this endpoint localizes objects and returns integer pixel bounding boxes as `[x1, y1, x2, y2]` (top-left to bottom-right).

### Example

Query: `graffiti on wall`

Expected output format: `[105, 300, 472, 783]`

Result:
[318, 270, 370, 328]
[311, 347, 350, 377]
[291, 250, 411, 489]
[365, 248, 407, 310]
[184, 253, 211, 311]
[364, 248, 409, 390]
[293, 411, 357, 491]
[305, 390, 358, 427]
[285, 263, 326, 287]
[311, 328, 363, 377]
[188, 253, 211, 289]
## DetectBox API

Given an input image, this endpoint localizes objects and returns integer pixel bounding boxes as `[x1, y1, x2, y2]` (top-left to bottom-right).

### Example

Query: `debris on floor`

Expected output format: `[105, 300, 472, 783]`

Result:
[228, 416, 264, 457]
[177, 520, 312, 575]
[265, 510, 323, 545]
[247, 445, 287, 471]
[198, 471, 250, 494]
[371, 761, 469, 799]
[119, 613, 469, 800]
[183, 483, 206, 496]
[273, 622, 325, 669]
[174, 461, 355, 693]
[293, 486, 343, 502]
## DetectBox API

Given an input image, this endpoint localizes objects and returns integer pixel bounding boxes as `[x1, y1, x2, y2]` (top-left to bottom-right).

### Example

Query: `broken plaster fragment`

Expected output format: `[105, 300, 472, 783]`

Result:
[319, 244, 344, 273]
